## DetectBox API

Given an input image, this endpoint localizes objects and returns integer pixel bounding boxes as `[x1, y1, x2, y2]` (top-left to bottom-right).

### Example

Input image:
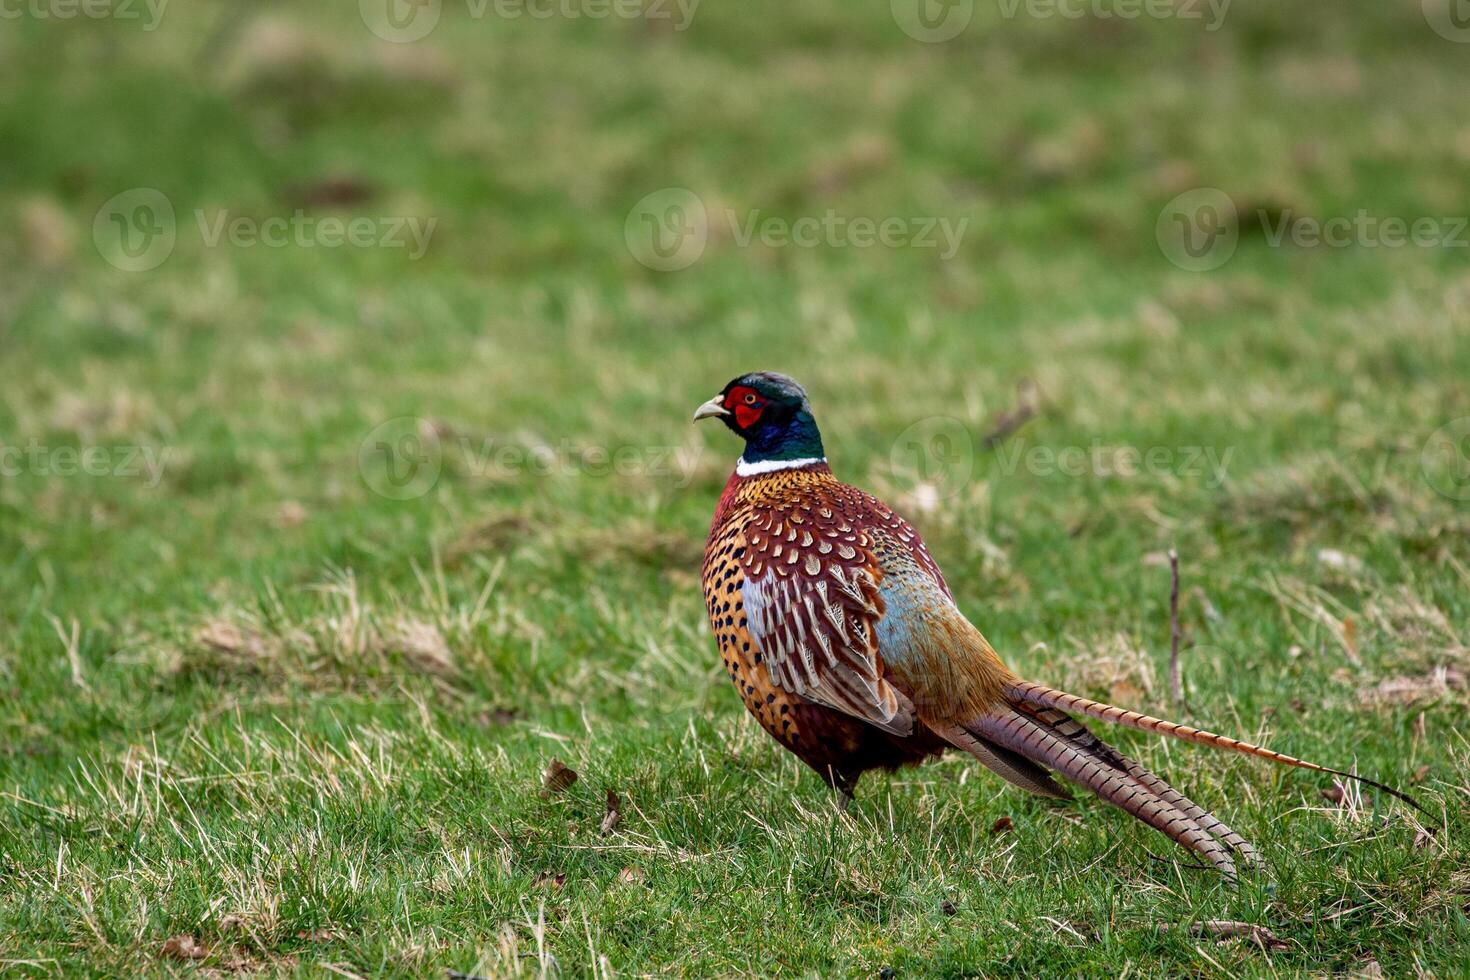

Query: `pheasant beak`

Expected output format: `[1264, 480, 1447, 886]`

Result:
[692, 395, 730, 423]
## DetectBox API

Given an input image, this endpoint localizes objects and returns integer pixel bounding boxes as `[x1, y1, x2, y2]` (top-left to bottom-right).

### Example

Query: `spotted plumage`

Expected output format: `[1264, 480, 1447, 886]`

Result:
[700, 464, 947, 795]
[695, 372, 1423, 878]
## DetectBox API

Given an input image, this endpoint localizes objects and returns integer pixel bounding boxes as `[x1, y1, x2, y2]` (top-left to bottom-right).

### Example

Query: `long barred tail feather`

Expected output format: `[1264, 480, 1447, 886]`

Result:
[1007, 680, 1428, 816]
[1015, 703, 1263, 869]
[937, 723, 1072, 800]
[967, 708, 1241, 880]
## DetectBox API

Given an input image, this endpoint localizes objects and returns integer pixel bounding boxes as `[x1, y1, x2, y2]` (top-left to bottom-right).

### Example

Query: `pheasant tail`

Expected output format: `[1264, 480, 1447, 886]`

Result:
[944, 681, 1424, 880]
[1006, 680, 1429, 814]
[953, 702, 1250, 879]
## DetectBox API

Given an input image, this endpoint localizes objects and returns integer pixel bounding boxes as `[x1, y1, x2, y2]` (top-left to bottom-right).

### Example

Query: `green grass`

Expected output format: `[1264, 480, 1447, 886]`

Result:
[2, 1, 1469, 975]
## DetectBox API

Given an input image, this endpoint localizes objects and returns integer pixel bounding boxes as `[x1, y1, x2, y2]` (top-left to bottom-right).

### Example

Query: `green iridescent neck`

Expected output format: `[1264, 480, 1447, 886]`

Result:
[741, 408, 825, 464]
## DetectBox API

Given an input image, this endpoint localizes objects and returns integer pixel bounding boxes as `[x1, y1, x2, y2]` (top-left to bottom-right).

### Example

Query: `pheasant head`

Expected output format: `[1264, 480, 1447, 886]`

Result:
[692, 371, 825, 469]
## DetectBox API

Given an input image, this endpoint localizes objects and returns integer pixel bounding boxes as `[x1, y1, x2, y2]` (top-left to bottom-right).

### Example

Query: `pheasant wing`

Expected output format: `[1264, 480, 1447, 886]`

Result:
[741, 499, 913, 735]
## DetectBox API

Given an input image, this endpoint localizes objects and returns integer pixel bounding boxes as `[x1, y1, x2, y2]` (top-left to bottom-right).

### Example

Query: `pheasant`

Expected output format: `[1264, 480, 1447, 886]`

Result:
[694, 371, 1422, 879]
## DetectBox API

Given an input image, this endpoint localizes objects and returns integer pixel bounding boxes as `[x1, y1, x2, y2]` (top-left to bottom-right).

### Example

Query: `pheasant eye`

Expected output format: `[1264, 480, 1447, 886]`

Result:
[729, 387, 765, 428]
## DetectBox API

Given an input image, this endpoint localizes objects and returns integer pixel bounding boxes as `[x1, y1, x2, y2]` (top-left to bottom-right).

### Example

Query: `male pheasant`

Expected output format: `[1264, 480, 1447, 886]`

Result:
[695, 371, 1421, 879]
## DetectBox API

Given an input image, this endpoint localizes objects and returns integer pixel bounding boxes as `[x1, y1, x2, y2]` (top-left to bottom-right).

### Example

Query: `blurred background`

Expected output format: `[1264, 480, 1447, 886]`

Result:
[2, 1, 1468, 974]
[2, 0, 1466, 606]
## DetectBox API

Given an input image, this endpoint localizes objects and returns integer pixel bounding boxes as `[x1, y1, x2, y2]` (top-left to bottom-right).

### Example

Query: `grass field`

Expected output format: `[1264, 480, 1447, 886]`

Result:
[3, 1, 1470, 975]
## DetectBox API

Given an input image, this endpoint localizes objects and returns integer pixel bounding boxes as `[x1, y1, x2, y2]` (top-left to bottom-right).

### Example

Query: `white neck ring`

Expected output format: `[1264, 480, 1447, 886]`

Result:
[735, 456, 826, 477]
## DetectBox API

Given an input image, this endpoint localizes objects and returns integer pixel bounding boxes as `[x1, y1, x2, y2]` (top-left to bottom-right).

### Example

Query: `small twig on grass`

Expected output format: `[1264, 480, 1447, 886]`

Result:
[1176, 920, 1291, 953]
[1037, 916, 1089, 944]
[982, 378, 1041, 448]
[1167, 548, 1187, 713]
[46, 613, 88, 692]
[321, 965, 369, 980]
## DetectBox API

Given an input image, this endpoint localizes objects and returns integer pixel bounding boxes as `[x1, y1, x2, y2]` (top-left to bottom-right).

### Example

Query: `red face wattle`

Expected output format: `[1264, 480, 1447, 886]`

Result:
[724, 385, 768, 430]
